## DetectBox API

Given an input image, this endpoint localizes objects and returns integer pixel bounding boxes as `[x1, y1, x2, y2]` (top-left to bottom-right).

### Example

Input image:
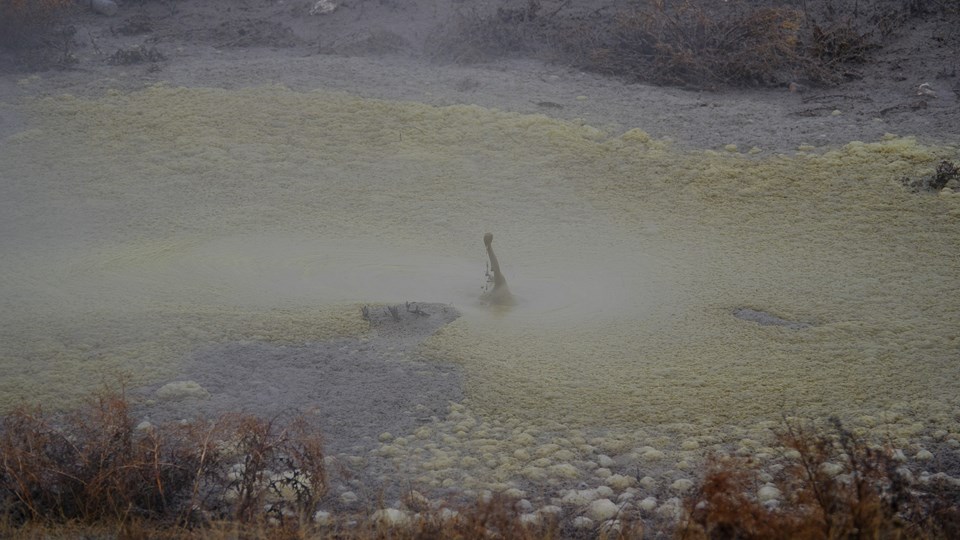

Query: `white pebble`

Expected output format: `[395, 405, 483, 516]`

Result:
[680, 439, 700, 450]
[597, 454, 615, 468]
[594, 467, 613, 479]
[313, 510, 331, 525]
[586, 499, 619, 521]
[521, 466, 548, 482]
[561, 489, 597, 506]
[657, 498, 683, 521]
[639, 476, 658, 490]
[503, 487, 526, 499]
[514, 433, 536, 446]
[572, 516, 594, 529]
[519, 512, 540, 526]
[916, 449, 934, 461]
[535, 443, 561, 458]
[595, 485, 615, 498]
[605, 474, 636, 491]
[156, 380, 209, 401]
[371, 508, 409, 526]
[757, 484, 781, 502]
[539, 505, 562, 517]
[641, 449, 665, 461]
[340, 491, 359, 504]
[896, 466, 915, 484]
[638, 497, 657, 512]
[671, 479, 694, 493]
[549, 463, 580, 478]
[820, 462, 844, 477]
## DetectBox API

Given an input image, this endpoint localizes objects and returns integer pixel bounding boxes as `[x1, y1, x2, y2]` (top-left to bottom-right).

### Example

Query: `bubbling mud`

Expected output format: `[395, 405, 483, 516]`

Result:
[1, 86, 958, 440]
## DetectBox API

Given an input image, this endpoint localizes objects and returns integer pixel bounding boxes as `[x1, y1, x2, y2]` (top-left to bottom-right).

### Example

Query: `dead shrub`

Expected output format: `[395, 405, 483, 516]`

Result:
[589, 2, 815, 88]
[0, 386, 326, 532]
[430, 1, 849, 88]
[901, 160, 960, 193]
[429, 0, 959, 89]
[678, 417, 960, 539]
[108, 44, 166, 65]
[808, 20, 875, 65]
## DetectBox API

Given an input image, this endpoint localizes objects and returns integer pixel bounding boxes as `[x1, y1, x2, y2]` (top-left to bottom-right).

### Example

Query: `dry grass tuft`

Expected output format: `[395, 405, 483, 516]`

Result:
[902, 160, 960, 192]
[0, 387, 647, 538]
[678, 417, 960, 539]
[6, 388, 959, 538]
[589, 3, 814, 88]
[0, 386, 326, 533]
[430, 0, 957, 89]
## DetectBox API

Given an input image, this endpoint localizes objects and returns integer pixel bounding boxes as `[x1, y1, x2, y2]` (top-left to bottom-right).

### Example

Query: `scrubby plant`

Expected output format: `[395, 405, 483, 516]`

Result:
[678, 417, 960, 539]
[430, 0, 956, 89]
[0, 386, 327, 533]
[902, 160, 960, 192]
[589, 2, 814, 88]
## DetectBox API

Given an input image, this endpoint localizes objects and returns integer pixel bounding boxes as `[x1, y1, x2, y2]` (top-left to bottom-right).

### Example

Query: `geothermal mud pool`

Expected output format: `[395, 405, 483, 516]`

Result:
[1, 85, 959, 515]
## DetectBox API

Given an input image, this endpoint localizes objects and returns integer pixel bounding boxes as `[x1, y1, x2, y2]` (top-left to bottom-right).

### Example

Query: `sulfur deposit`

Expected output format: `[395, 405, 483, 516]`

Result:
[1, 86, 959, 510]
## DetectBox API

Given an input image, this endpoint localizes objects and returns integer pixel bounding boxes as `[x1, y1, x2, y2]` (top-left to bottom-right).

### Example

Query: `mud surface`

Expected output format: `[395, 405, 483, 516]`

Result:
[133, 304, 462, 456]
[1, 0, 959, 519]
[1, 1, 957, 153]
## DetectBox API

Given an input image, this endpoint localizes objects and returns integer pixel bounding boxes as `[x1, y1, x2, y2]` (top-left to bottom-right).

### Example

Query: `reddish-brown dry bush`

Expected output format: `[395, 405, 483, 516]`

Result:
[0, 387, 327, 533]
[678, 418, 960, 539]
[431, 0, 958, 88]
[591, 2, 812, 87]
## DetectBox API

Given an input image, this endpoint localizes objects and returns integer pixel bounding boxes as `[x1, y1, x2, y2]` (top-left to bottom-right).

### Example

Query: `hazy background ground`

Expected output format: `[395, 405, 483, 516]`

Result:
[1, 0, 958, 526]
[1, 0, 958, 151]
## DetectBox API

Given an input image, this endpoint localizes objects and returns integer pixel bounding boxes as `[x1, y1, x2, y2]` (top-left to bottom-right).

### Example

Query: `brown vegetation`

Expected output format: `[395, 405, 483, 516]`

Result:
[590, 4, 815, 88]
[6, 388, 959, 539]
[0, 386, 327, 533]
[678, 417, 960, 539]
[432, 0, 959, 89]
[902, 160, 960, 192]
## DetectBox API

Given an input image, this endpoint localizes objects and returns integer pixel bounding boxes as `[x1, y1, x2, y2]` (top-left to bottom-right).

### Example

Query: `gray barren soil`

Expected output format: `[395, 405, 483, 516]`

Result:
[1, 0, 957, 151]
[1, 0, 959, 522]
[133, 303, 462, 456]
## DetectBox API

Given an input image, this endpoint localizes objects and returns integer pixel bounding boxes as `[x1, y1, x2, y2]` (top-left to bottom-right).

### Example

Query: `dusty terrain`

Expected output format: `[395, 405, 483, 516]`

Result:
[1, 0, 958, 150]
[1, 0, 959, 529]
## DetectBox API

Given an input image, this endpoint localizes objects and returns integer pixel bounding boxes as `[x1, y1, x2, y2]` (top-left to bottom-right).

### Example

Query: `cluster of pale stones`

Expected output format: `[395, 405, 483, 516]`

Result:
[145, 383, 960, 532]
[309, 402, 960, 533]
